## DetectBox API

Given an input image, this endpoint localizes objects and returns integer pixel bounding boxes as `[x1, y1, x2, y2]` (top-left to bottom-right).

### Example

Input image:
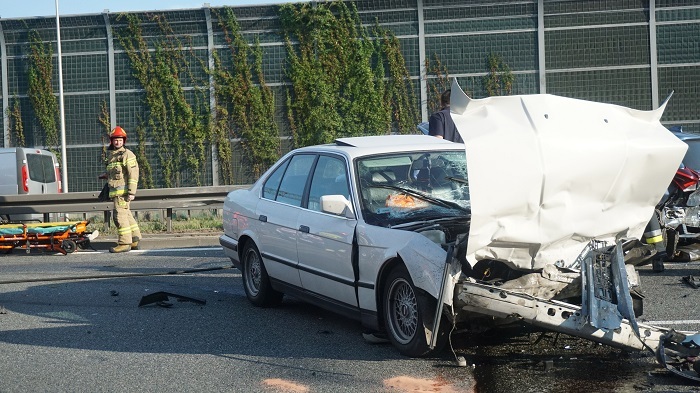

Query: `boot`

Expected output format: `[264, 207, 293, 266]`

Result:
[130, 236, 140, 250]
[109, 244, 131, 253]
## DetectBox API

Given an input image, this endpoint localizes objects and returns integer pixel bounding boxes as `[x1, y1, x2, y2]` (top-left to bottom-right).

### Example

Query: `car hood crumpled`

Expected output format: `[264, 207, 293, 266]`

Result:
[449, 79, 687, 270]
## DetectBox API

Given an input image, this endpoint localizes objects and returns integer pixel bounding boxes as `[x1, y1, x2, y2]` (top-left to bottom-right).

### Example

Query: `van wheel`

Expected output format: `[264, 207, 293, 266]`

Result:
[61, 239, 77, 253]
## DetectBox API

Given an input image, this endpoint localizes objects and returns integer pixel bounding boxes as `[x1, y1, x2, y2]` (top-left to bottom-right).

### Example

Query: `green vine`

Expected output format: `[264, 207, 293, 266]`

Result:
[134, 121, 154, 188]
[379, 27, 418, 134]
[483, 53, 514, 96]
[211, 7, 280, 181]
[425, 54, 451, 115]
[115, 13, 209, 187]
[8, 97, 25, 147]
[280, 1, 413, 147]
[28, 31, 60, 159]
[97, 100, 110, 163]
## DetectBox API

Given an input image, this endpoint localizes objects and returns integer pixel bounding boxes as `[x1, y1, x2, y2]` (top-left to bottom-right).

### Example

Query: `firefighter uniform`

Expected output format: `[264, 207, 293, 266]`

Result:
[105, 127, 142, 253]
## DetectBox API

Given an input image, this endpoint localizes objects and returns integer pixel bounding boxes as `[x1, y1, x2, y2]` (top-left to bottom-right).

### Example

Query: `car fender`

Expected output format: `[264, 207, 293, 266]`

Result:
[357, 223, 449, 310]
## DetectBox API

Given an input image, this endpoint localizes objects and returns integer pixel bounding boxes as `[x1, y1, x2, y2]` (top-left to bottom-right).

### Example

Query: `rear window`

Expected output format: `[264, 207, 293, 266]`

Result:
[26, 154, 56, 183]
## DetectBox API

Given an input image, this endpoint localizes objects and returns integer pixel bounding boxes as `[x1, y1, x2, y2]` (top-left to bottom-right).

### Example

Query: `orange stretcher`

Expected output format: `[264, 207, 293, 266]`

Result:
[0, 220, 98, 255]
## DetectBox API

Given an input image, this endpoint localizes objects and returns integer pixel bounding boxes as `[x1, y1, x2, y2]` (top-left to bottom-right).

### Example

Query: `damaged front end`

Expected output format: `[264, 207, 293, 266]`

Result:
[448, 239, 700, 381]
[420, 78, 700, 381]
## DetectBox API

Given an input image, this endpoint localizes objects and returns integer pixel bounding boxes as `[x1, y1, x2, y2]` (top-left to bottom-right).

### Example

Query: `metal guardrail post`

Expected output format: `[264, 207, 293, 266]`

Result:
[166, 208, 173, 232]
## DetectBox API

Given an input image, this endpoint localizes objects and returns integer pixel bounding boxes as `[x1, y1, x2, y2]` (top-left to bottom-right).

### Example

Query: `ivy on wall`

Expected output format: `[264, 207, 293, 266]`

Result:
[211, 7, 280, 181]
[280, 0, 416, 147]
[380, 27, 419, 134]
[484, 53, 514, 96]
[28, 31, 60, 160]
[8, 97, 25, 147]
[425, 54, 451, 116]
[97, 100, 110, 164]
[115, 13, 209, 188]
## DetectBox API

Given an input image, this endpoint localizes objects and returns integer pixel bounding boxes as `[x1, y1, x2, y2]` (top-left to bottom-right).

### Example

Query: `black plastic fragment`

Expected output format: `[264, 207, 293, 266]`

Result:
[138, 291, 206, 307]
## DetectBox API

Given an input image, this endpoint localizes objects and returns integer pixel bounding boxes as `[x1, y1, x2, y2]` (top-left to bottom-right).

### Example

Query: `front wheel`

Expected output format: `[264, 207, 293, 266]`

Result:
[61, 239, 77, 253]
[383, 265, 446, 357]
[241, 242, 283, 307]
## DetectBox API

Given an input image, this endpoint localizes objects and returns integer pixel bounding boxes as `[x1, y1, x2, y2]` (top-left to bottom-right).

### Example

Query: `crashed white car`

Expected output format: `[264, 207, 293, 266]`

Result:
[221, 79, 700, 380]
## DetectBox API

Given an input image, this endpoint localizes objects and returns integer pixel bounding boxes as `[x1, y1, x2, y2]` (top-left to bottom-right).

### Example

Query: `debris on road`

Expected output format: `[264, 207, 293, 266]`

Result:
[682, 276, 700, 289]
[138, 291, 206, 307]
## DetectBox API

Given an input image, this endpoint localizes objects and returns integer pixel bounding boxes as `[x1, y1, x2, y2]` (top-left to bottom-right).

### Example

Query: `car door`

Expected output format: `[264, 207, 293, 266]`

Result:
[255, 154, 316, 287]
[296, 154, 358, 307]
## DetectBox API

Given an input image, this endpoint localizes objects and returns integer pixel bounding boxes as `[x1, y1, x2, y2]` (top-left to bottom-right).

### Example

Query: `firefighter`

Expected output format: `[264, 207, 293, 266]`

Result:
[643, 212, 666, 272]
[99, 126, 142, 253]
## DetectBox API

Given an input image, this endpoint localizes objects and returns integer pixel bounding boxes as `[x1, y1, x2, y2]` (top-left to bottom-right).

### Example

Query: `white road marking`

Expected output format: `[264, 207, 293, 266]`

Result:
[134, 247, 223, 253]
[74, 246, 223, 254]
[645, 320, 700, 325]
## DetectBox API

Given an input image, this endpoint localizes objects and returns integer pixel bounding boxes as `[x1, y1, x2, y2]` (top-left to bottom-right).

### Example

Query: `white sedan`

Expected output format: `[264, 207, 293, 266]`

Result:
[221, 81, 700, 373]
[220, 135, 470, 356]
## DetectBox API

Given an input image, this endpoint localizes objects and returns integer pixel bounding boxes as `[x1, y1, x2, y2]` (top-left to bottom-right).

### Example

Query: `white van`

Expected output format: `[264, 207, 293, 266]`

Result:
[0, 148, 62, 195]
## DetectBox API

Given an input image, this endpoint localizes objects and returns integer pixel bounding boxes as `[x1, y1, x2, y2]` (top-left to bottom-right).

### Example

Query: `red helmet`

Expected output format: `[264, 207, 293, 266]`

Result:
[110, 126, 127, 142]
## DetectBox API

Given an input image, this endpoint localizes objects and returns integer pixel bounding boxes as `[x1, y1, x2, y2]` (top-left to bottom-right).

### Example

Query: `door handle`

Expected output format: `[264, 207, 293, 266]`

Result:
[299, 225, 310, 233]
[259, 215, 267, 222]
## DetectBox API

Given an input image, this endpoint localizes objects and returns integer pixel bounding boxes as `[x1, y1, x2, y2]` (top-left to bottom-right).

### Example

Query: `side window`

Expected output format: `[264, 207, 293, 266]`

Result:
[308, 156, 350, 212]
[276, 154, 316, 207]
[262, 159, 290, 200]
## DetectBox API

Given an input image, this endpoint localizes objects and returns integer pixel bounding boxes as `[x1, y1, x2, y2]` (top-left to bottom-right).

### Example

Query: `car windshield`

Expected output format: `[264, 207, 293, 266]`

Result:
[357, 150, 470, 227]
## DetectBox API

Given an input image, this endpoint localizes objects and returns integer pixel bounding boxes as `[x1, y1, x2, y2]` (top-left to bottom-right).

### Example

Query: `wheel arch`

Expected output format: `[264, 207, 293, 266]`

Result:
[237, 234, 255, 262]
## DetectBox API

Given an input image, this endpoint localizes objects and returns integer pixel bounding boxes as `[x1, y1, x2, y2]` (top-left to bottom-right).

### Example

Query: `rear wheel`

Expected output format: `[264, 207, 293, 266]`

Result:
[61, 239, 77, 254]
[383, 265, 446, 357]
[241, 242, 283, 307]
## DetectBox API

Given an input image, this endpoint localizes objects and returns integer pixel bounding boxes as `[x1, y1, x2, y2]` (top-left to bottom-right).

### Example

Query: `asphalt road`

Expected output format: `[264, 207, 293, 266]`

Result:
[1, 245, 700, 393]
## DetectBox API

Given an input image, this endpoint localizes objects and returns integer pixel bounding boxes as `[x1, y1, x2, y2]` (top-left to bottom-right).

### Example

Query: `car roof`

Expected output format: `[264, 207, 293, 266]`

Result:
[293, 135, 463, 160]
[672, 130, 700, 142]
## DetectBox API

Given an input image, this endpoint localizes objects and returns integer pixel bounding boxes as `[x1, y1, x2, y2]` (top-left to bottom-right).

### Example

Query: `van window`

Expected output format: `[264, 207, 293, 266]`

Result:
[26, 154, 56, 183]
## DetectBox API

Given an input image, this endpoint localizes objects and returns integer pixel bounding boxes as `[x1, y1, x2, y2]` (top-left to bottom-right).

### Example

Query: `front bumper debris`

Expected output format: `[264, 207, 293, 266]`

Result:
[452, 240, 700, 381]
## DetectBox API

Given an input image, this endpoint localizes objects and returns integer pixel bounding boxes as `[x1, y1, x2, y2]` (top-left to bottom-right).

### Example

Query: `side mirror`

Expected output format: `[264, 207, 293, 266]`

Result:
[320, 195, 354, 218]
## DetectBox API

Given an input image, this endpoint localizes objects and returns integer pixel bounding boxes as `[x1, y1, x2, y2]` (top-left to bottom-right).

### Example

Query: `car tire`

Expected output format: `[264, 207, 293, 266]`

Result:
[242, 242, 283, 307]
[383, 265, 446, 357]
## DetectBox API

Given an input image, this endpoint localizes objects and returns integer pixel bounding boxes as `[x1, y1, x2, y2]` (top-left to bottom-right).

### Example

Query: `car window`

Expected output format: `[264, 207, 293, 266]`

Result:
[308, 155, 350, 212]
[275, 154, 316, 207]
[262, 158, 290, 200]
[357, 150, 470, 226]
[26, 154, 56, 183]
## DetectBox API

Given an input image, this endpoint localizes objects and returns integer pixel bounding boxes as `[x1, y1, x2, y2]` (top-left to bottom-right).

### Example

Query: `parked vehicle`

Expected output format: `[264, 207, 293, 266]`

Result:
[0, 148, 62, 196]
[656, 128, 700, 259]
[220, 80, 700, 380]
[0, 148, 62, 223]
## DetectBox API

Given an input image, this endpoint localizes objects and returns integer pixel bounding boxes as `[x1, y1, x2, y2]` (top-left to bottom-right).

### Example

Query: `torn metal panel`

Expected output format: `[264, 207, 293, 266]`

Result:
[496, 264, 580, 300]
[580, 242, 638, 335]
[449, 78, 687, 270]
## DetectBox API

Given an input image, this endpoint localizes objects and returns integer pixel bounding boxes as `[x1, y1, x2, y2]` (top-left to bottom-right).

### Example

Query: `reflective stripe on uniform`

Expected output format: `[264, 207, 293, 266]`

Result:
[645, 235, 664, 244]
[109, 187, 127, 198]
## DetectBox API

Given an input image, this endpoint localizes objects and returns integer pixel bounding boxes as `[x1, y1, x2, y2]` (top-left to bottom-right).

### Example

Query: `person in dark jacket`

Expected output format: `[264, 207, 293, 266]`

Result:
[428, 89, 464, 143]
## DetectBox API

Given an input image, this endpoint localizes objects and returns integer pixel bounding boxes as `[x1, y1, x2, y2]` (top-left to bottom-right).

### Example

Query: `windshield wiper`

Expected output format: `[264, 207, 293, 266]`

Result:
[368, 184, 470, 213]
[390, 216, 470, 230]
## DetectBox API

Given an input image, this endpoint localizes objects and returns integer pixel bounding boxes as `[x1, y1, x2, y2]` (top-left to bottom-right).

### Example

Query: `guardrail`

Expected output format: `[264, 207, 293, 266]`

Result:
[0, 185, 250, 232]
